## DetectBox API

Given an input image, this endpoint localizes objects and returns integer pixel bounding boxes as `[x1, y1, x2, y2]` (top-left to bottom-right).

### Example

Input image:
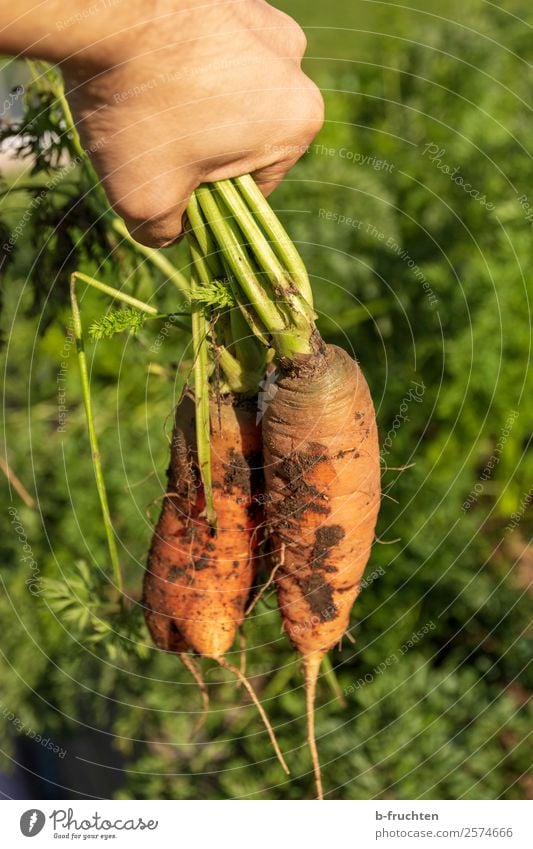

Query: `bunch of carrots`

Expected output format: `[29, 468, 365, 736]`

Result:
[142, 175, 381, 799]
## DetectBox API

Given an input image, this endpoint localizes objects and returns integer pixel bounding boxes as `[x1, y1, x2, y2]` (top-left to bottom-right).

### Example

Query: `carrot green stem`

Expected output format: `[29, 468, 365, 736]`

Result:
[195, 187, 282, 330]
[195, 186, 314, 358]
[322, 654, 347, 708]
[110, 218, 190, 296]
[187, 194, 222, 278]
[190, 258, 216, 526]
[212, 180, 289, 289]
[71, 272, 157, 316]
[218, 253, 271, 348]
[72, 271, 190, 334]
[234, 174, 313, 305]
[69, 274, 123, 594]
[228, 304, 267, 381]
[189, 197, 270, 349]
[51, 72, 111, 212]
[189, 232, 267, 393]
[213, 179, 315, 326]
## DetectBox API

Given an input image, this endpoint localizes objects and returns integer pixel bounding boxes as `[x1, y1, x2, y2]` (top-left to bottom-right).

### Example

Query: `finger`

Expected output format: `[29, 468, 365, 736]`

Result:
[252, 83, 325, 195]
[122, 198, 189, 248]
[108, 173, 199, 248]
[251, 158, 299, 197]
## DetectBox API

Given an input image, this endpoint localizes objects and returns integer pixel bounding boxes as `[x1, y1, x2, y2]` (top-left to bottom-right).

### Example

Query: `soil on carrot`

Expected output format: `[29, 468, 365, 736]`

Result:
[274, 448, 332, 523]
[297, 574, 338, 622]
[167, 564, 189, 582]
[222, 448, 264, 497]
[311, 525, 345, 572]
[223, 448, 251, 493]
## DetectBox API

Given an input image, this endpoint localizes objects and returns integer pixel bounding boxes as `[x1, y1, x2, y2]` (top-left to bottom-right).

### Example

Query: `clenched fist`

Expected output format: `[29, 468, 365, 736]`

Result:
[2, 0, 324, 246]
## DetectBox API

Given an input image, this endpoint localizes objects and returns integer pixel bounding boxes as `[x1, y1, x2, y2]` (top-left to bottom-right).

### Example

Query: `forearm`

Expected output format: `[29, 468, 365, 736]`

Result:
[0, 0, 152, 69]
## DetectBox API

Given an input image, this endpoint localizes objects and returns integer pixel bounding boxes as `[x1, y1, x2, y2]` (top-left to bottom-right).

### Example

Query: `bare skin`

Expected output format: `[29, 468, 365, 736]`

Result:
[0, 0, 324, 246]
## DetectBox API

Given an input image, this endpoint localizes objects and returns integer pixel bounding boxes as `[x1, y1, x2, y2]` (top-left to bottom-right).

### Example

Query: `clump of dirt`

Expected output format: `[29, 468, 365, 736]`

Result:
[223, 448, 252, 495]
[298, 574, 337, 621]
[167, 564, 188, 582]
[311, 525, 345, 573]
[275, 448, 331, 523]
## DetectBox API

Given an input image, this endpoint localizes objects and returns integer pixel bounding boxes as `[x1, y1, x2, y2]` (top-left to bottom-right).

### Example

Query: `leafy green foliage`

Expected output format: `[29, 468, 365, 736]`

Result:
[44, 560, 150, 661]
[189, 277, 235, 310]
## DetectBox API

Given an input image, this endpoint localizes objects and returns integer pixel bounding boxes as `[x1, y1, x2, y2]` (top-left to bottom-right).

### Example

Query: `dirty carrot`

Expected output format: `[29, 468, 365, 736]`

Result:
[143, 391, 290, 773]
[143, 393, 264, 658]
[262, 343, 381, 796]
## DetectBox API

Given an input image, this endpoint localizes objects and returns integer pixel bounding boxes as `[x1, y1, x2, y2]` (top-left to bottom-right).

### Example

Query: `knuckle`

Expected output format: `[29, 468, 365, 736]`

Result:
[275, 11, 308, 56]
[302, 82, 325, 138]
[291, 21, 308, 56]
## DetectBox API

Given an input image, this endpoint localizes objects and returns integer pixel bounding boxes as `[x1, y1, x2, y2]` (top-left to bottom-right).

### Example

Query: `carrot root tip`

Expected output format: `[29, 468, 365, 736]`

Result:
[179, 652, 210, 738]
[216, 656, 290, 776]
[304, 651, 325, 800]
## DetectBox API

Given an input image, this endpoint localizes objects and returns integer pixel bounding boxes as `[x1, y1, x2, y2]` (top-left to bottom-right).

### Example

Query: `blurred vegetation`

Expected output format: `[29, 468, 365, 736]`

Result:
[0, 1, 531, 799]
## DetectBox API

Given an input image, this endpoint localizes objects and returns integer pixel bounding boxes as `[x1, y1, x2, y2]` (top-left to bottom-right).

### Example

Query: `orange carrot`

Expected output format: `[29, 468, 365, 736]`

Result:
[143, 393, 264, 659]
[262, 344, 381, 797]
[143, 392, 290, 774]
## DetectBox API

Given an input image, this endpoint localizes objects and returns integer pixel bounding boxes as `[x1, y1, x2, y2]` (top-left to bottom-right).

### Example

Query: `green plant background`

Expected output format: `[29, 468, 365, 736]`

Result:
[0, 0, 531, 800]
